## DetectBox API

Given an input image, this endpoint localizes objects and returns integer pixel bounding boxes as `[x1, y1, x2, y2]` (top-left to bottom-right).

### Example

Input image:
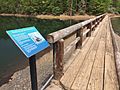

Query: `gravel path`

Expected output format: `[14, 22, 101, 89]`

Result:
[0, 49, 53, 90]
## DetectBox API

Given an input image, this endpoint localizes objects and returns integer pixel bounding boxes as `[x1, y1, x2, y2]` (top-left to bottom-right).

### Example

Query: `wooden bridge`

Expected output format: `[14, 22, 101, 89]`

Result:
[46, 14, 120, 90]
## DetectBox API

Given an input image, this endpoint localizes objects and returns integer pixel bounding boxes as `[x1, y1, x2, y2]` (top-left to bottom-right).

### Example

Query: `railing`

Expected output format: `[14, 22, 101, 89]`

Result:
[47, 14, 106, 79]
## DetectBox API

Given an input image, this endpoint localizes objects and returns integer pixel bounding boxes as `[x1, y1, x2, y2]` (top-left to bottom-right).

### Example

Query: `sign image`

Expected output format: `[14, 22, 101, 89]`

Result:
[28, 32, 43, 44]
[6, 26, 49, 58]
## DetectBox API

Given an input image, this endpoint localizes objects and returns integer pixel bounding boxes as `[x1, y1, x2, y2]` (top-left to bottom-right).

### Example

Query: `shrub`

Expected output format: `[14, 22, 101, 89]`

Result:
[52, 7, 62, 15]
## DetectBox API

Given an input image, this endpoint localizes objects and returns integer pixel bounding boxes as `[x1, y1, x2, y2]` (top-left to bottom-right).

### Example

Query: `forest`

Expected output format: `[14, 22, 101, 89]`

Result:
[0, 0, 120, 15]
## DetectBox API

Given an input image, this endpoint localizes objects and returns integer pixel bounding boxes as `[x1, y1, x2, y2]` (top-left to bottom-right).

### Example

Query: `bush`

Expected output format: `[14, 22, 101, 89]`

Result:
[52, 7, 62, 15]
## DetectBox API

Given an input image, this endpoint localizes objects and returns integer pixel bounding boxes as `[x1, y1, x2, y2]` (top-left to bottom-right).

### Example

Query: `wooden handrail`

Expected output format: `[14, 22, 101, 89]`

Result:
[47, 14, 106, 43]
[47, 14, 106, 79]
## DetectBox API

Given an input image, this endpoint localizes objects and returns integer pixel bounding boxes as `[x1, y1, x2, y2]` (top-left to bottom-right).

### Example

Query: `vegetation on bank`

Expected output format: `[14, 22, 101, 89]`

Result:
[0, 0, 120, 15]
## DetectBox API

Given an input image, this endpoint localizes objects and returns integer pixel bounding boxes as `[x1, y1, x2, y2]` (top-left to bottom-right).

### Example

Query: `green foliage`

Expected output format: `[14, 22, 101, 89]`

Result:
[0, 0, 119, 15]
[52, 7, 62, 15]
[87, 0, 112, 15]
[115, 1, 120, 14]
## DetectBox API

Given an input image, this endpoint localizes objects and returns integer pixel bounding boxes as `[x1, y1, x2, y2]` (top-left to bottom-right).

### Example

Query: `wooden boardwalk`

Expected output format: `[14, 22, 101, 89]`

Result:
[59, 16, 119, 90]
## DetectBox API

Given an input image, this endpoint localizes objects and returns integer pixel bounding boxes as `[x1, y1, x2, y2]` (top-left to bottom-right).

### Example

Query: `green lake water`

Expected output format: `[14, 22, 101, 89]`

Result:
[0, 16, 81, 86]
[111, 17, 120, 35]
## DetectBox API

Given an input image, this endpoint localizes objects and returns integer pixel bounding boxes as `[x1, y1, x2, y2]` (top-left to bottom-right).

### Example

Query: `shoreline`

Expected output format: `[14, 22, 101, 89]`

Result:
[109, 14, 120, 18]
[0, 14, 95, 20]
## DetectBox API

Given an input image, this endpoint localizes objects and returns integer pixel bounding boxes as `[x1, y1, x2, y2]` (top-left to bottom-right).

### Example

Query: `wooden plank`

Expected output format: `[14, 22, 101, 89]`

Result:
[71, 50, 97, 90]
[71, 17, 106, 90]
[64, 49, 80, 72]
[88, 41, 105, 90]
[104, 53, 119, 90]
[87, 26, 106, 90]
[60, 37, 94, 89]
[104, 19, 119, 90]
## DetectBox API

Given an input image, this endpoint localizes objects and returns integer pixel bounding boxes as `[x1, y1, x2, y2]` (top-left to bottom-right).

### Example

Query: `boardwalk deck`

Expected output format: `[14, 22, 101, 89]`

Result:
[60, 16, 119, 90]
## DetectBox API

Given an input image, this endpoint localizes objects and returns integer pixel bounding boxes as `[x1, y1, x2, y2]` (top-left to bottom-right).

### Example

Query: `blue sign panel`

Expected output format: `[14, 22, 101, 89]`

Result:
[6, 26, 49, 58]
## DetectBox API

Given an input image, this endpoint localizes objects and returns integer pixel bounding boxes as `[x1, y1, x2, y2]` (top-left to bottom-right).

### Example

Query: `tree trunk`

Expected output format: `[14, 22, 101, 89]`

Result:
[76, 0, 79, 14]
[81, 0, 87, 14]
[69, 0, 72, 16]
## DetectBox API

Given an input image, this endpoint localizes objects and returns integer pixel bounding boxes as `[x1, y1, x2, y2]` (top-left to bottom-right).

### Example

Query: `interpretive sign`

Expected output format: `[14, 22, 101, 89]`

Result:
[6, 26, 49, 58]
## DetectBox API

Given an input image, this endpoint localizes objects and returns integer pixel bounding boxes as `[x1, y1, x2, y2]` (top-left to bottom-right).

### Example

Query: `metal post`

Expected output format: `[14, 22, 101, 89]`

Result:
[29, 55, 38, 90]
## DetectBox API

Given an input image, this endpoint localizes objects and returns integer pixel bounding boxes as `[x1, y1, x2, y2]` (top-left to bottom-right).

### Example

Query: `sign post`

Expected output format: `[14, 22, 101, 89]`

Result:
[29, 55, 38, 90]
[6, 26, 49, 90]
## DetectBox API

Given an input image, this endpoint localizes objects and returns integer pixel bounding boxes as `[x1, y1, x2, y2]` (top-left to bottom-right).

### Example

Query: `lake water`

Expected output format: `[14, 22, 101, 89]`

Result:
[0, 16, 81, 86]
[111, 17, 120, 35]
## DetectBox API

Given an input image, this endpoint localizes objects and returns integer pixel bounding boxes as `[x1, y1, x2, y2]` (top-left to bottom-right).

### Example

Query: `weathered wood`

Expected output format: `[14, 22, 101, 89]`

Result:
[104, 18, 119, 90]
[92, 21, 96, 31]
[64, 32, 76, 48]
[53, 42, 57, 77]
[87, 20, 106, 90]
[60, 37, 94, 89]
[80, 27, 84, 48]
[53, 39, 64, 79]
[95, 19, 97, 25]
[87, 22, 92, 37]
[47, 24, 82, 43]
[47, 14, 105, 43]
[109, 16, 120, 84]
[57, 39, 64, 70]
[60, 17, 104, 89]
[64, 37, 80, 55]
[46, 14, 106, 86]
[63, 49, 80, 72]
[104, 53, 119, 90]
[92, 24, 95, 29]
[71, 17, 105, 90]
[76, 29, 81, 49]
[83, 29, 90, 36]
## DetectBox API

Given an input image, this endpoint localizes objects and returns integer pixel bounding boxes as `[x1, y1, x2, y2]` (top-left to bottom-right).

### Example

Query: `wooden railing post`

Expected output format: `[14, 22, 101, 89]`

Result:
[53, 39, 64, 79]
[87, 22, 92, 37]
[80, 27, 83, 48]
[98, 18, 101, 24]
[96, 19, 98, 26]
[95, 19, 97, 28]
[53, 42, 57, 77]
[92, 21, 95, 31]
[76, 29, 81, 49]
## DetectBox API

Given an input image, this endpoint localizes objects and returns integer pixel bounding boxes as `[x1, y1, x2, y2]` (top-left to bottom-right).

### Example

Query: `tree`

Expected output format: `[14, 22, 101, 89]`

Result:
[69, 0, 73, 16]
